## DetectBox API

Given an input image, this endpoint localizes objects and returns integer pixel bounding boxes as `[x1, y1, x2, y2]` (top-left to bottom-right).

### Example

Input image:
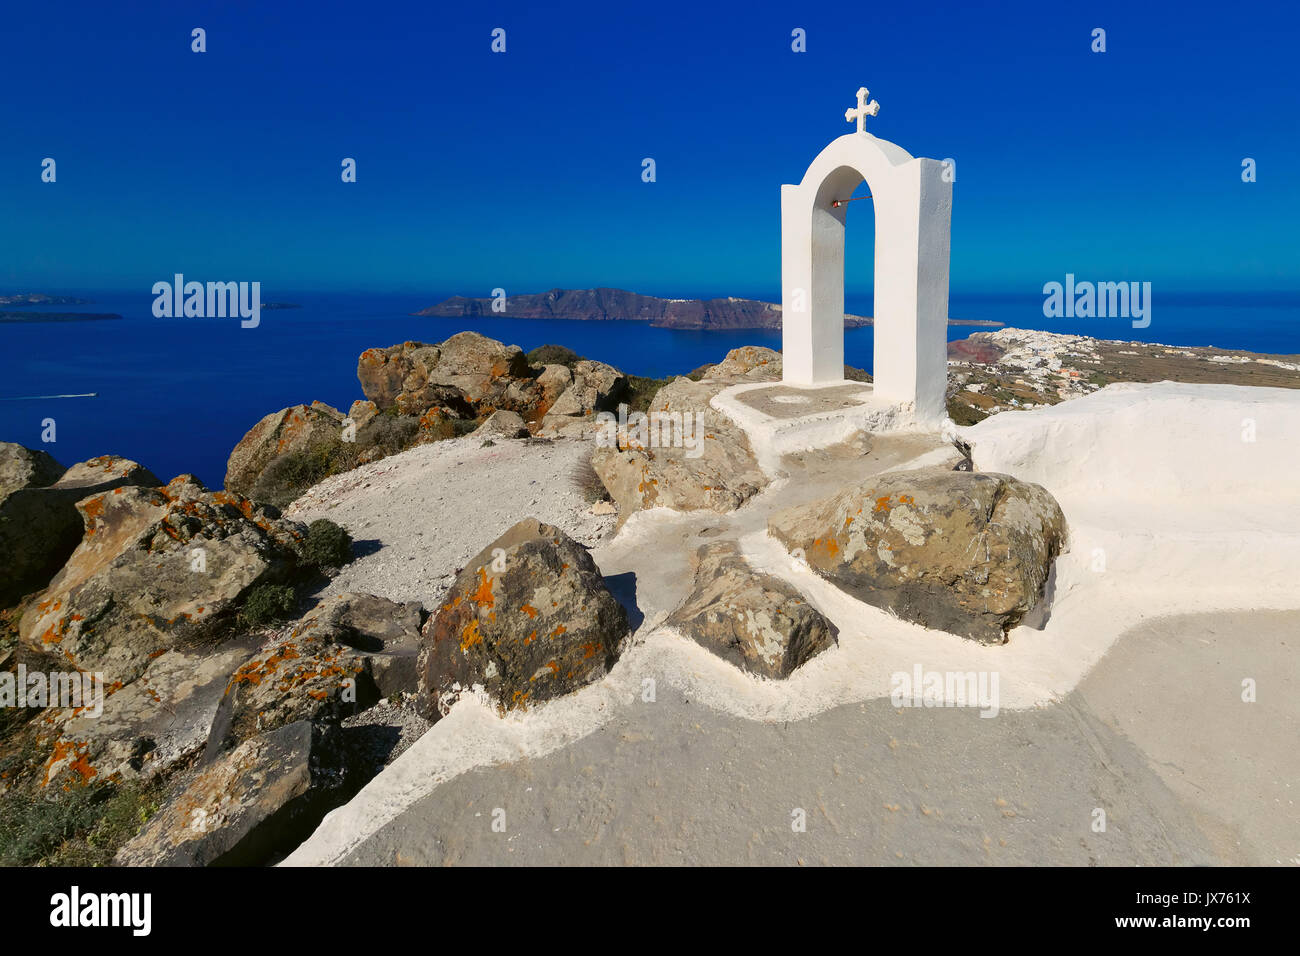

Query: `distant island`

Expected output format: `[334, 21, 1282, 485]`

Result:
[416, 288, 1002, 331]
[0, 293, 92, 306]
[0, 311, 122, 323]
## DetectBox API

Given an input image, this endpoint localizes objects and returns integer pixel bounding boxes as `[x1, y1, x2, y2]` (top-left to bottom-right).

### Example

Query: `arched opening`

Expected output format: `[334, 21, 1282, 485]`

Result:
[780, 129, 952, 421]
[807, 165, 877, 384]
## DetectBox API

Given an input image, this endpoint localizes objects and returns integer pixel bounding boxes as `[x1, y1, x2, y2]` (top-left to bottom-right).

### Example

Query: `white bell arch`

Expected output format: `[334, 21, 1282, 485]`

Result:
[780, 95, 953, 423]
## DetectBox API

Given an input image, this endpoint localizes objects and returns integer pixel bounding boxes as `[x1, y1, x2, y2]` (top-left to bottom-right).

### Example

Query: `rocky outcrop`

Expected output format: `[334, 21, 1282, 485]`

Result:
[357, 333, 533, 416]
[537, 359, 628, 436]
[223, 401, 346, 497]
[418, 518, 627, 718]
[590, 372, 768, 519]
[701, 345, 784, 382]
[0, 452, 160, 606]
[115, 720, 345, 867]
[19, 475, 306, 685]
[224, 334, 630, 506]
[204, 592, 423, 756]
[769, 468, 1067, 643]
[668, 541, 836, 678]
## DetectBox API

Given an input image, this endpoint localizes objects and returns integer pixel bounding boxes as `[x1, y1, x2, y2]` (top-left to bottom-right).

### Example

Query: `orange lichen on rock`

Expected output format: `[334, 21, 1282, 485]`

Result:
[470, 567, 495, 608]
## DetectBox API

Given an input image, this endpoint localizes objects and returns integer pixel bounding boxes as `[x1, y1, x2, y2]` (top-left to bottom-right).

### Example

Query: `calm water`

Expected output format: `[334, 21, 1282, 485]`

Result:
[3, 290, 1297, 487]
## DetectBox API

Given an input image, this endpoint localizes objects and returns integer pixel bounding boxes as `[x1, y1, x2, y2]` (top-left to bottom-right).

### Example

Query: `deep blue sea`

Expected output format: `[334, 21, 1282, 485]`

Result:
[3, 290, 1297, 488]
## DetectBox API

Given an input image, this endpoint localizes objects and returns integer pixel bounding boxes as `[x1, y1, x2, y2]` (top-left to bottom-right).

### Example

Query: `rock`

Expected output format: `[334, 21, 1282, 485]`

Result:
[418, 518, 627, 718]
[589, 499, 617, 516]
[547, 360, 626, 417]
[537, 360, 628, 436]
[223, 401, 346, 496]
[590, 376, 768, 519]
[114, 720, 346, 867]
[40, 643, 254, 787]
[0, 442, 65, 499]
[203, 592, 423, 756]
[0, 453, 160, 606]
[473, 409, 530, 440]
[357, 334, 531, 415]
[19, 475, 306, 685]
[357, 341, 442, 411]
[668, 541, 836, 678]
[768, 467, 1067, 643]
[347, 400, 379, 430]
[702, 346, 783, 382]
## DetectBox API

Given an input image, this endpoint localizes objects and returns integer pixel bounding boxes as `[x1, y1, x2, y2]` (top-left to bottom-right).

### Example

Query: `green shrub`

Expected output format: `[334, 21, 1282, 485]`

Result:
[303, 519, 353, 569]
[241, 583, 297, 626]
[0, 779, 163, 867]
[526, 344, 582, 367]
[623, 375, 674, 413]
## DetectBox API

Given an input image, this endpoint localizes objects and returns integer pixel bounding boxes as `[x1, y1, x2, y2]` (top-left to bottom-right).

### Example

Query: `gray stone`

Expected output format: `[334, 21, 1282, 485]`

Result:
[669, 541, 836, 678]
[769, 467, 1067, 643]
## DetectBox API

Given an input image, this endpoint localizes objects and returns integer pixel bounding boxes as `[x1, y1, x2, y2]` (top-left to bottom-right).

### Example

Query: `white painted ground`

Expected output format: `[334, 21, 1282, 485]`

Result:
[283, 381, 1300, 866]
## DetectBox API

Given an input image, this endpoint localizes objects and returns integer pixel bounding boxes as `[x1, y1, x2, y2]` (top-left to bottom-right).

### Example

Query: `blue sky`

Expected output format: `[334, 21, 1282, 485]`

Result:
[2, 0, 1297, 297]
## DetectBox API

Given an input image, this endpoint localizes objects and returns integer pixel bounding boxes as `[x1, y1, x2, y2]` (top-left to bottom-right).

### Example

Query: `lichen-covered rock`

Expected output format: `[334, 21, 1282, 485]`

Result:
[668, 541, 836, 678]
[357, 333, 532, 414]
[0, 453, 160, 606]
[702, 346, 783, 382]
[18, 475, 306, 684]
[223, 401, 346, 497]
[418, 518, 627, 718]
[769, 468, 1068, 643]
[347, 399, 379, 430]
[203, 592, 422, 756]
[114, 720, 345, 867]
[37, 643, 254, 789]
[590, 376, 768, 519]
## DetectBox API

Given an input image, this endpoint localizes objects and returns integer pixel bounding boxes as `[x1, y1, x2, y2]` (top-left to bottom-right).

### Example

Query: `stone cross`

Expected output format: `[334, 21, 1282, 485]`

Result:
[844, 87, 880, 133]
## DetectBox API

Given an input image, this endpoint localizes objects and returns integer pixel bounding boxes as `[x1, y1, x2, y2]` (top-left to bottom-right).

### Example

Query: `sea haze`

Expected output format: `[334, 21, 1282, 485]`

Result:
[3, 290, 1297, 488]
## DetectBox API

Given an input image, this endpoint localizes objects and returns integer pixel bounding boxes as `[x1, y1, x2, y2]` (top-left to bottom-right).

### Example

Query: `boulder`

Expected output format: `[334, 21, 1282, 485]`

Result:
[18, 475, 306, 684]
[537, 360, 628, 436]
[473, 409, 530, 440]
[0, 442, 65, 499]
[0, 453, 160, 606]
[39, 643, 254, 788]
[357, 333, 531, 415]
[590, 376, 768, 519]
[347, 400, 379, 430]
[223, 401, 346, 496]
[431, 331, 534, 403]
[547, 360, 626, 417]
[768, 468, 1067, 643]
[114, 720, 346, 867]
[702, 346, 783, 382]
[418, 518, 627, 718]
[203, 592, 423, 756]
[668, 541, 836, 678]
